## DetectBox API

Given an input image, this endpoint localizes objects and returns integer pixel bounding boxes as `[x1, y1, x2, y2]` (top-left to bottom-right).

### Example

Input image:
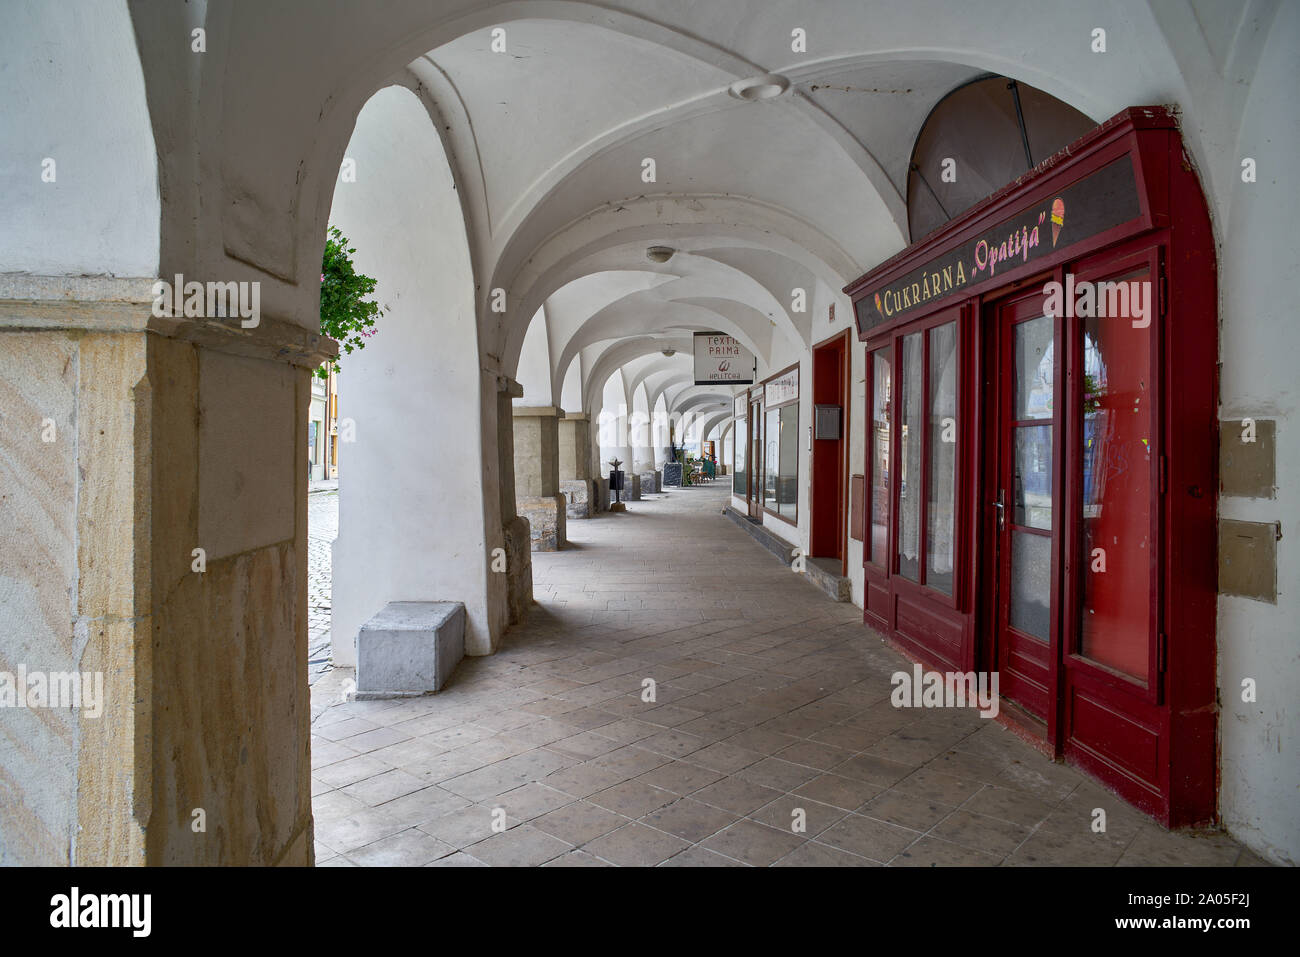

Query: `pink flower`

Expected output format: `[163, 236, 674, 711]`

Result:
[320, 273, 325, 282]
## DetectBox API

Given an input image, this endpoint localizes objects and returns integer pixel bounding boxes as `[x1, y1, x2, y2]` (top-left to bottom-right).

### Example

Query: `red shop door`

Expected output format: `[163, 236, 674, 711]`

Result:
[986, 286, 1061, 726]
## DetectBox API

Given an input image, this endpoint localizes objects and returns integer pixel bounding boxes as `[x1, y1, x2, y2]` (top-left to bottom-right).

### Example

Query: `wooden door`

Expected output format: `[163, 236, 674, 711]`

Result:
[987, 288, 1061, 724]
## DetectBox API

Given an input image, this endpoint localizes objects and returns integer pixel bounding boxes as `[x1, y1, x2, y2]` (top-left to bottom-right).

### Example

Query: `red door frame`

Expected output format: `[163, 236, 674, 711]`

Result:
[845, 107, 1218, 827]
[811, 328, 851, 573]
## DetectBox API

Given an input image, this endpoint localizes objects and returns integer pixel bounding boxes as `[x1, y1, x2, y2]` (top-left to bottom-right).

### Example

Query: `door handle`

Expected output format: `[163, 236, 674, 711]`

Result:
[993, 490, 1005, 531]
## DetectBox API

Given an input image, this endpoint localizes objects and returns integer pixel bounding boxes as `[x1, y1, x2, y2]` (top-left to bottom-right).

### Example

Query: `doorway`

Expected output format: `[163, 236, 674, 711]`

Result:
[811, 330, 850, 573]
[982, 285, 1061, 729]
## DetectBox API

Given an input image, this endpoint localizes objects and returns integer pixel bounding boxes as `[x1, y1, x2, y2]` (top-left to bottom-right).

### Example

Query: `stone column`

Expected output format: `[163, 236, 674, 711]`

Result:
[558, 413, 596, 519]
[497, 382, 533, 623]
[513, 406, 567, 551]
[0, 276, 333, 866]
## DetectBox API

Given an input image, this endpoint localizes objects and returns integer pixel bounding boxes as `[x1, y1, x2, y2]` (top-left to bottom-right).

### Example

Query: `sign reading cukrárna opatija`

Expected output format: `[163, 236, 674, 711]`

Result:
[853, 155, 1140, 334]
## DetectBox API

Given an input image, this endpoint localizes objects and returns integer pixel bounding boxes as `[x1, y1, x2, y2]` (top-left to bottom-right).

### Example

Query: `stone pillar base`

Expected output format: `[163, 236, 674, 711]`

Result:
[560, 479, 595, 519]
[625, 473, 641, 501]
[503, 516, 533, 622]
[518, 494, 566, 551]
[595, 477, 610, 512]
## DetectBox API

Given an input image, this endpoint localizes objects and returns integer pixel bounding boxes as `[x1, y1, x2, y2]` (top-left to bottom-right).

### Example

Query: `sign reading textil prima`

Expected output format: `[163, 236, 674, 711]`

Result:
[694, 332, 755, 385]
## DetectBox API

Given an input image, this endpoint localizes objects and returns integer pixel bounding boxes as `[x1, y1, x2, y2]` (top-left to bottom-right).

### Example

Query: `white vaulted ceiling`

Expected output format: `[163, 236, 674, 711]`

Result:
[113, 0, 1280, 414]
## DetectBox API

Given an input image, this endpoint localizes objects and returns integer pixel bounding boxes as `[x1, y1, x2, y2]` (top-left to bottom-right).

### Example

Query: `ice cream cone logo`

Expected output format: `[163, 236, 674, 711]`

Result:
[1051, 198, 1065, 247]
[874, 292, 883, 314]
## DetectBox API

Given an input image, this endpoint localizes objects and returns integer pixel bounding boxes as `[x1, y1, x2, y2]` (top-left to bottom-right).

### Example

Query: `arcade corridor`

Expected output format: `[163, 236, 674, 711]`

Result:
[309, 485, 1258, 867]
[3, 1, 1297, 876]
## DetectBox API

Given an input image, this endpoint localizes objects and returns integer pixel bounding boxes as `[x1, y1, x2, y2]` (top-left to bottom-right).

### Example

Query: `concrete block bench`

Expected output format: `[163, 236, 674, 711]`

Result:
[356, 601, 465, 698]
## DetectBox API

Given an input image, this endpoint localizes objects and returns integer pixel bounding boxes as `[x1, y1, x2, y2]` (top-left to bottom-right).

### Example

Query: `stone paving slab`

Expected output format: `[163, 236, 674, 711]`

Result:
[309, 484, 1263, 867]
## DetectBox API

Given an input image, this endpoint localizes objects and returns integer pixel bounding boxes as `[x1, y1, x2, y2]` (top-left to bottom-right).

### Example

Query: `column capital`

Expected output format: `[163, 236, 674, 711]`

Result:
[0, 280, 339, 370]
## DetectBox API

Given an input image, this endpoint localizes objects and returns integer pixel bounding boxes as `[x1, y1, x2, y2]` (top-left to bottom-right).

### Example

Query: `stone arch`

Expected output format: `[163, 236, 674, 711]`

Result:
[328, 85, 497, 662]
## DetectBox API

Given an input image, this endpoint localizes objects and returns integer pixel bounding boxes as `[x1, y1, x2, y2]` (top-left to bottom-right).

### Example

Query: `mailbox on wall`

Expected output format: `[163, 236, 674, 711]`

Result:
[814, 404, 842, 440]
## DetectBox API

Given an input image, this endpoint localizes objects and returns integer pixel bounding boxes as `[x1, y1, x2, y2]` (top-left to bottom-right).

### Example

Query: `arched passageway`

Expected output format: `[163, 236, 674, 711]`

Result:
[1, 0, 1296, 869]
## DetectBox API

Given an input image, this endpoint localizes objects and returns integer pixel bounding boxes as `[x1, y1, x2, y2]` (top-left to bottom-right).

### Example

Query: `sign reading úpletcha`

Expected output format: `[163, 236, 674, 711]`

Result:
[694, 332, 755, 385]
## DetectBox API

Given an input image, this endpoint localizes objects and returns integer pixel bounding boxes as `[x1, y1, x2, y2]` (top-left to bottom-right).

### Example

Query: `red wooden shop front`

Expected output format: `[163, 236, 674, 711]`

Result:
[845, 107, 1218, 827]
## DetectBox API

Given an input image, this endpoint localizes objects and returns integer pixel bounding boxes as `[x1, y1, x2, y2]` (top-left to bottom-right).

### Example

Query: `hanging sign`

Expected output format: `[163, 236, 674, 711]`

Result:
[694, 332, 755, 385]
[852, 155, 1141, 334]
[764, 367, 799, 407]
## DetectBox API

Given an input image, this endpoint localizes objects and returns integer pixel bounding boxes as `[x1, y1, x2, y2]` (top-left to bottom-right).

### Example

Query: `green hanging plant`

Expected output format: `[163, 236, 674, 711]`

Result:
[317, 226, 384, 380]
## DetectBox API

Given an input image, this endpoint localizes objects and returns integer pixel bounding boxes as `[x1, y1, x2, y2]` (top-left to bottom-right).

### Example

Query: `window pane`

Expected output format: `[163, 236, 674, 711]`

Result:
[1010, 532, 1052, 640]
[764, 407, 779, 510]
[1079, 268, 1152, 681]
[733, 415, 748, 496]
[779, 403, 798, 520]
[927, 322, 957, 594]
[1013, 425, 1053, 530]
[870, 352, 891, 566]
[898, 333, 923, 581]
[1015, 314, 1054, 420]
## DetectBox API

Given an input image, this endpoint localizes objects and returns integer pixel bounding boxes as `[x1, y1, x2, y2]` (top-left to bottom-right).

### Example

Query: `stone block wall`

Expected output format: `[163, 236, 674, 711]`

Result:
[560, 478, 595, 519]
[502, 515, 533, 623]
[518, 494, 566, 551]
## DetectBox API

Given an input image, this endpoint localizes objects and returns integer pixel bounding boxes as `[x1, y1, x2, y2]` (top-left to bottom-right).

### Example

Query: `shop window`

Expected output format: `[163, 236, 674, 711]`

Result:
[762, 367, 799, 524]
[898, 333, 923, 580]
[898, 320, 960, 592]
[926, 322, 958, 594]
[763, 406, 799, 519]
[1078, 267, 1153, 682]
[869, 351, 891, 566]
[733, 413, 748, 496]
[776, 405, 798, 521]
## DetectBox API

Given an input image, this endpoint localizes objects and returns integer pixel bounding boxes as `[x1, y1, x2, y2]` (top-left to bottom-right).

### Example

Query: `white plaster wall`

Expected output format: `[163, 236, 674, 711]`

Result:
[559, 354, 584, 413]
[513, 307, 552, 406]
[598, 370, 632, 474]
[329, 86, 490, 663]
[1214, 0, 1300, 865]
[0, 0, 159, 276]
[631, 383, 654, 470]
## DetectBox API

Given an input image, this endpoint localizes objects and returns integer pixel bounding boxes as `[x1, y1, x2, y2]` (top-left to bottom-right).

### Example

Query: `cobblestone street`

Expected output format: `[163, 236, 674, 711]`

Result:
[308, 490, 338, 684]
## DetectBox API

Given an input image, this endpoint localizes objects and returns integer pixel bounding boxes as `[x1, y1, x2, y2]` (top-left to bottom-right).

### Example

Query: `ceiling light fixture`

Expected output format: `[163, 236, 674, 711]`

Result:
[662, 348, 677, 357]
[728, 74, 791, 101]
[647, 245, 675, 263]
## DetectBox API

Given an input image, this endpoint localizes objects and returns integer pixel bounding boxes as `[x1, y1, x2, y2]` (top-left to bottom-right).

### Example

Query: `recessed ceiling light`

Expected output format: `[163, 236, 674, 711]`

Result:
[728, 74, 791, 101]
[647, 245, 675, 263]
[662, 348, 677, 357]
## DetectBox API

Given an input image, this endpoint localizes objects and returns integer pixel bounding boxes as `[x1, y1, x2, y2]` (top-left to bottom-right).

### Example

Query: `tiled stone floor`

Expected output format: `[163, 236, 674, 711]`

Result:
[310, 481, 1262, 867]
